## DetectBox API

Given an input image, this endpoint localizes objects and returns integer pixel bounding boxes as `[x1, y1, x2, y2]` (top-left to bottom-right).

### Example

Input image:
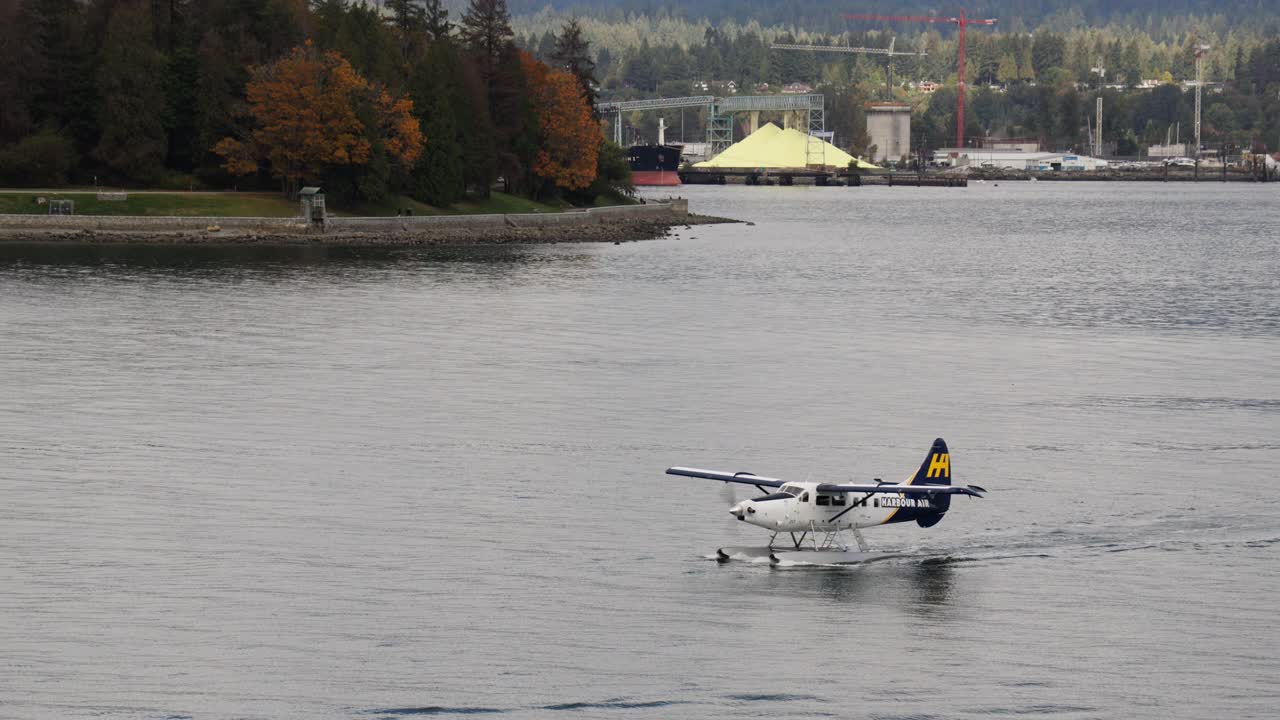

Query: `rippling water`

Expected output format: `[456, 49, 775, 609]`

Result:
[2, 182, 1278, 719]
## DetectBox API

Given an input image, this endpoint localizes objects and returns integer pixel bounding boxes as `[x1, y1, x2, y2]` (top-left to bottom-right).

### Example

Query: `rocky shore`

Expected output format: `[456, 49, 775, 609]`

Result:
[0, 205, 737, 246]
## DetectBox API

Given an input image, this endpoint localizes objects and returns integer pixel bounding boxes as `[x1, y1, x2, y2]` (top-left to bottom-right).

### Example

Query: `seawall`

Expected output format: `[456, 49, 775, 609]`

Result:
[0, 199, 713, 245]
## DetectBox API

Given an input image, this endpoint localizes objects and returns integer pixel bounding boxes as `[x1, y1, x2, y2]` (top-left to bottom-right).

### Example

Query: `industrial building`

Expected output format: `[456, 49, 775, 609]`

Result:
[931, 148, 1110, 171]
[1146, 143, 1189, 158]
[865, 103, 912, 164]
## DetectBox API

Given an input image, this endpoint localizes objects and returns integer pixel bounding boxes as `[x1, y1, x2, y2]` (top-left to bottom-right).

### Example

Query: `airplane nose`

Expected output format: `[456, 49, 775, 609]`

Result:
[729, 502, 746, 521]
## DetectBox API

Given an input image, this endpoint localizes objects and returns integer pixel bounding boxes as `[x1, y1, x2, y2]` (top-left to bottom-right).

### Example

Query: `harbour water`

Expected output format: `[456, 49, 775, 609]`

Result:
[2, 182, 1278, 719]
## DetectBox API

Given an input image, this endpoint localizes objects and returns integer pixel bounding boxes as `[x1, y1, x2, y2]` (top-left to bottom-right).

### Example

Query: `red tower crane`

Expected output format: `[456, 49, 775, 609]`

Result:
[844, 9, 997, 150]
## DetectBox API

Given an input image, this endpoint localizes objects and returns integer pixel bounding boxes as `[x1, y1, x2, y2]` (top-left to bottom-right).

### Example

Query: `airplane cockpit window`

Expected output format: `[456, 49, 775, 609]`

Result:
[781, 485, 801, 496]
[753, 492, 791, 502]
[800, 492, 809, 503]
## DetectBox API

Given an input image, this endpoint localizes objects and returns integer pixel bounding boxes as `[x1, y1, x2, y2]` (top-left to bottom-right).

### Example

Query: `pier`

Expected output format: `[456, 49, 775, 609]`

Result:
[678, 168, 968, 188]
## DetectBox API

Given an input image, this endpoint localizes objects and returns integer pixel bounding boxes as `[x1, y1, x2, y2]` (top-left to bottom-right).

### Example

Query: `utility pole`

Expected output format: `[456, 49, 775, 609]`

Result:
[1093, 59, 1104, 158]
[1097, 96, 1103, 158]
[1194, 44, 1210, 178]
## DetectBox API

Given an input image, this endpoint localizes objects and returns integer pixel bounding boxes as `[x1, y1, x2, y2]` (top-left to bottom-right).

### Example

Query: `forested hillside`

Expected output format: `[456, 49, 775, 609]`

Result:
[504, 1, 1274, 35]
[503, 0, 1280, 36]
[515, 11, 1280, 158]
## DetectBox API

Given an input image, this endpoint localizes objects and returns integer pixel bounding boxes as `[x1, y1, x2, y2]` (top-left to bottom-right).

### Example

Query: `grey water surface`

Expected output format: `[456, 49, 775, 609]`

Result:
[2, 182, 1278, 719]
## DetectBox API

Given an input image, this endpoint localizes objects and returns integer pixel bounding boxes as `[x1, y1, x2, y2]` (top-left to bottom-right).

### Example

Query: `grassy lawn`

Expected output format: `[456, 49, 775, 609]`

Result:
[591, 191, 639, 208]
[0, 190, 597, 217]
[0, 191, 301, 217]
[449, 192, 564, 215]
[339, 192, 563, 217]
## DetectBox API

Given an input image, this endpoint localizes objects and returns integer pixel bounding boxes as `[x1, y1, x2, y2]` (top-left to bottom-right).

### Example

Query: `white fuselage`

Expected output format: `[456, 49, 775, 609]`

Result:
[729, 482, 938, 532]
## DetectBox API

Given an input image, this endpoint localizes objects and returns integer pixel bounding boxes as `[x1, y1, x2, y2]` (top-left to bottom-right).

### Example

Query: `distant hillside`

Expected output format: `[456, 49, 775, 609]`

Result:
[501, 0, 1278, 35]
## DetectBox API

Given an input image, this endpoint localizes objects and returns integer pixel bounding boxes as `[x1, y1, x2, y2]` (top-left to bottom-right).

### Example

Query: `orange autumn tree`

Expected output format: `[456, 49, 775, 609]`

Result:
[215, 43, 423, 196]
[519, 51, 598, 192]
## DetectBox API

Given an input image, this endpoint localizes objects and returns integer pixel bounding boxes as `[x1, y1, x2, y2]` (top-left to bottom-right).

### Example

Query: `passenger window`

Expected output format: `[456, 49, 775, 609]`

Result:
[873, 498, 879, 507]
[816, 495, 831, 506]
[832, 494, 846, 506]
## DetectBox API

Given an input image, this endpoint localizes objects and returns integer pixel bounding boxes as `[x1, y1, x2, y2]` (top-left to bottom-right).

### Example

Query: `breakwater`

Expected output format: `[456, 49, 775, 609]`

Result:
[0, 200, 719, 245]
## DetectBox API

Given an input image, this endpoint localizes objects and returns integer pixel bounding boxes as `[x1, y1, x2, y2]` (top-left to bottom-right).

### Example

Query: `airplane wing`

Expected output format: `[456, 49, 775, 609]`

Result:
[667, 467, 985, 498]
[665, 467, 786, 488]
[817, 483, 986, 497]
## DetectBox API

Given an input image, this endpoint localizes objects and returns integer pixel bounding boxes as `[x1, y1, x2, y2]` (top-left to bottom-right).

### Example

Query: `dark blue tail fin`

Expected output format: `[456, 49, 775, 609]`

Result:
[913, 438, 951, 526]
[912, 438, 951, 486]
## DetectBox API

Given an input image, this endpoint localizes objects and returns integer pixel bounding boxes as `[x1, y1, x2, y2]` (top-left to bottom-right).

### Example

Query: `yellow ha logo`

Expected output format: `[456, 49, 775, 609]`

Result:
[927, 453, 950, 479]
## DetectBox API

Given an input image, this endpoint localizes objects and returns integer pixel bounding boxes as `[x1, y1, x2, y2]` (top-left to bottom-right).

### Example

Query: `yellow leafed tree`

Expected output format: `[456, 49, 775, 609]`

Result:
[519, 51, 598, 192]
[215, 42, 423, 195]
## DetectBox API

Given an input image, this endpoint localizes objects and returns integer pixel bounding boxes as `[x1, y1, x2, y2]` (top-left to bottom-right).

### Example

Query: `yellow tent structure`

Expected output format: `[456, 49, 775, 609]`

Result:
[694, 123, 880, 170]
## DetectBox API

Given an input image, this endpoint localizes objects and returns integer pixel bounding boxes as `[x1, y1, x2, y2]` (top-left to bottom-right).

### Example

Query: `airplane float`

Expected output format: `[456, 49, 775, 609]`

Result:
[667, 438, 985, 565]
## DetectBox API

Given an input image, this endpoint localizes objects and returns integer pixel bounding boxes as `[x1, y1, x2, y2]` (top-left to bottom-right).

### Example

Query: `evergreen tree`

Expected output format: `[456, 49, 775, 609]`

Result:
[164, 47, 200, 172]
[1120, 40, 1142, 86]
[1032, 32, 1067, 77]
[997, 53, 1019, 85]
[596, 46, 613, 79]
[623, 40, 659, 91]
[387, 0, 425, 35]
[1018, 42, 1036, 81]
[94, 1, 168, 183]
[23, 0, 96, 152]
[458, 54, 498, 196]
[0, 1, 38, 141]
[551, 17, 597, 107]
[408, 39, 467, 205]
[193, 29, 247, 181]
[535, 30, 556, 61]
[423, 0, 451, 40]
[387, 0, 426, 61]
[460, 0, 514, 80]
[489, 43, 537, 193]
[315, 1, 400, 86]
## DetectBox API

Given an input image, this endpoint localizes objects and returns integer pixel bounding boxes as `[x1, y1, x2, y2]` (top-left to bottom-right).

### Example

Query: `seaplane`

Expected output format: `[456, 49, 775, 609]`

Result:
[667, 438, 986, 565]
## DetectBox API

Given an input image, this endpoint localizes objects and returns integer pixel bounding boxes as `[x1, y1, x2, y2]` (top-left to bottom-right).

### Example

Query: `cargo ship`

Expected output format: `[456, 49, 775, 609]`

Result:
[627, 116, 682, 186]
[628, 144, 682, 186]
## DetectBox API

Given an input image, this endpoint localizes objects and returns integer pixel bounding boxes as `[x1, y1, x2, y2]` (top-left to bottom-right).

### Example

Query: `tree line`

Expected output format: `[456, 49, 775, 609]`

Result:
[507, 1, 1280, 37]
[0, 0, 631, 206]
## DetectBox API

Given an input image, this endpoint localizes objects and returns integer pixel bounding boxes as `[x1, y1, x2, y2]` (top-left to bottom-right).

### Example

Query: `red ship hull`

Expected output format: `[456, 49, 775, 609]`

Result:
[628, 145, 683, 186]
[631, 170, 682, 186]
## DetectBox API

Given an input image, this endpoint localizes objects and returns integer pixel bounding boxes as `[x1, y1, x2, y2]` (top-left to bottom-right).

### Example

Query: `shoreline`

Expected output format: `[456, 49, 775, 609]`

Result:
[0, 214, 733, 246]
[0, 201, 739, 246]
[964, 168, 1271, 183]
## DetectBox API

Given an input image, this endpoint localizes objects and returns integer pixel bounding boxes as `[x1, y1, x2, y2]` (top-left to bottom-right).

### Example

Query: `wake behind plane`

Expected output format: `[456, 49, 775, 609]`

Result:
[667, 438, 985, 565]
